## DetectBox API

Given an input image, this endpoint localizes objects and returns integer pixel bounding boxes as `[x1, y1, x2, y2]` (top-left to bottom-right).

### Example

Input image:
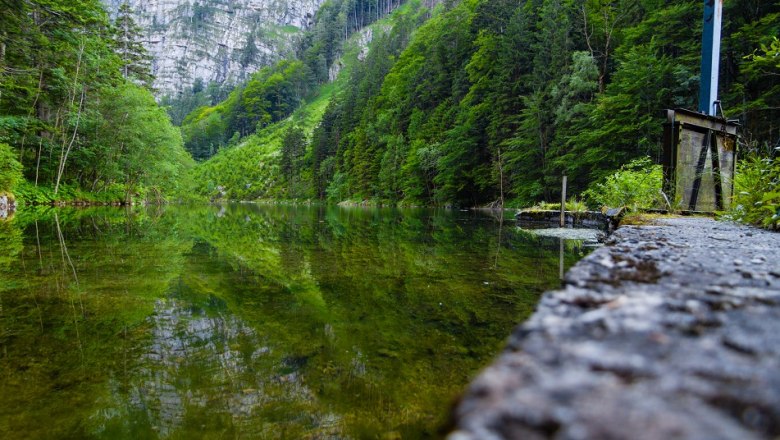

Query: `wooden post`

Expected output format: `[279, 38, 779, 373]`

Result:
[559, 237, 565, 280]
[560, 175, 567, 228]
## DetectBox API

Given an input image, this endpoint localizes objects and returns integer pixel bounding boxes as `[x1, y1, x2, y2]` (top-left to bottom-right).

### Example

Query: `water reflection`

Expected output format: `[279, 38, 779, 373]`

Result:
[0, 205, 590, 439]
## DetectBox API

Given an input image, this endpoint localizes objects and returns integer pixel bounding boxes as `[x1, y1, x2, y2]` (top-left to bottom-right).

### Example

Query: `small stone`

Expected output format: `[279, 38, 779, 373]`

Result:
[750, 258, 765, 265]
[598, 257, 615, 269]
[734, 259, 743, 266]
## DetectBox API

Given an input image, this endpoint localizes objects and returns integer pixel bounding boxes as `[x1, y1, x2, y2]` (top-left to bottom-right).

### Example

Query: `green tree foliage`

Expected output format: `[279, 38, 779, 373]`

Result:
[161, 79, 233, 126]
[582, 157, 663, 212]
[177, 0, 412, 163]
[280, 126, 308, 197]
[180, 60, 311, 161]
[563, 2, 702, 189]
[301, 0, 779, 206]
[297, 0, 410, 85]
[721, 0, 780, 146]
[731, 155, 780, 229]
[240, 34, 260, 68]
[94, 83, 192, 200]
[0, 0, 192, 203]
[113, 2, 154, 89]
[190, 0, 778, 210]
[0, 142, 23, 193]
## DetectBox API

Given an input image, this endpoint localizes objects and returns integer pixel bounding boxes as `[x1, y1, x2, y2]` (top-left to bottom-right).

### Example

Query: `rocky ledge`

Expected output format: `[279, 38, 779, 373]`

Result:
[449, 218, 780, 440]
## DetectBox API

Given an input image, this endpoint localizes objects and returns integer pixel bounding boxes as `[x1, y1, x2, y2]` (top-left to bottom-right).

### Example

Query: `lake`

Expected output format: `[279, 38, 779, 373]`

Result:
[0, 204, 591, 439]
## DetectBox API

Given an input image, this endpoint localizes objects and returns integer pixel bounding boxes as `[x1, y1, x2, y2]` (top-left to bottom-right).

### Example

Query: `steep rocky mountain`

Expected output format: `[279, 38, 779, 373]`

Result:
[102, 0, 325, 97]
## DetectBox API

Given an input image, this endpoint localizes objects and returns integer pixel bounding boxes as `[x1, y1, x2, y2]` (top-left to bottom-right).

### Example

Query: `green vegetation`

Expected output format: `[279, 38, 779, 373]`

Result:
[728, 29, 780, 229]
[524, 199, 589, 214]
[0, 142, 23, 195]
[0, 1, 192, 205]
[175, 0, 415, 162]
[185, 0, 430, 201]
[730, 154, 780, 229]
[13, 181, 126, 206]
[583, 157, 664, 212]
[188, 0, 778, 212]
[159, 78, 234, 126]
[189, 81, 338, 200]
[180, 60, 312, 161]
[2, 0, 777, 214]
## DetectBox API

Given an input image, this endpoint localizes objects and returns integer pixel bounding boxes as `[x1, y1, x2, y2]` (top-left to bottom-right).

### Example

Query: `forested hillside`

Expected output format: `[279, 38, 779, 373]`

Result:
[0, 0, 192, 204]
[1, 0, 777, 212]
[178, 0, 420, 162]
[183, 1, 428, 199]
[190, 0, 779, 208]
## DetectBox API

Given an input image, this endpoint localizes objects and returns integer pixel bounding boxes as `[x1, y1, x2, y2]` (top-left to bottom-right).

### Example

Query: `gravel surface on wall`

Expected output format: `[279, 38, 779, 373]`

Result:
[449, 218, 780, 440]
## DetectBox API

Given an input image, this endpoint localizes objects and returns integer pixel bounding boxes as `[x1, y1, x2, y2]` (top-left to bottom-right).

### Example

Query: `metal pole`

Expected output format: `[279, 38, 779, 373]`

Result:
[560, 175, 567, 228]
[698, 0, 723, 116]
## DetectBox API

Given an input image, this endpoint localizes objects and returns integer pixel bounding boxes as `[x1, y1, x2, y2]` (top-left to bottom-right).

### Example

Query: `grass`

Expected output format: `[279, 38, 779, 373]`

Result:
[618, 212, 709, 226]
[14, 182, 128, 206]
[523, 199, 590, 213]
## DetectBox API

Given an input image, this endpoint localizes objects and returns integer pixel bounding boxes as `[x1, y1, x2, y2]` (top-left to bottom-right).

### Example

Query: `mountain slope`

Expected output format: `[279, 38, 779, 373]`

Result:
[190, 0, 779, 207]
[188, 1, 432, 200]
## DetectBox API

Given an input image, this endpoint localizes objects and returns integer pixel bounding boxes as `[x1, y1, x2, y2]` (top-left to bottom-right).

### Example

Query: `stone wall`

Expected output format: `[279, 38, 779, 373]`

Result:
[449, 218, 780, 439]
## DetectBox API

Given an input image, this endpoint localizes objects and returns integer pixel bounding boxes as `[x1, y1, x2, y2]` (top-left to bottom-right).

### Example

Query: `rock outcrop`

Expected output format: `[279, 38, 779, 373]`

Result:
[102, 0, 325, 96]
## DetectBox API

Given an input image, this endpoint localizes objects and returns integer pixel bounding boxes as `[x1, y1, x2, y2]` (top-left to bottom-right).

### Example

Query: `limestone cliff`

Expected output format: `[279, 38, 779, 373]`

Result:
[103, 0, 325, 96]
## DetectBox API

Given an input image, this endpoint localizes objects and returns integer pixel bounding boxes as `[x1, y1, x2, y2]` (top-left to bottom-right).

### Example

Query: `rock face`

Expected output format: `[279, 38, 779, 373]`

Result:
[102, 0, 325, 96]
[122, 298, 337, 436]
[450, 218, 780, 439]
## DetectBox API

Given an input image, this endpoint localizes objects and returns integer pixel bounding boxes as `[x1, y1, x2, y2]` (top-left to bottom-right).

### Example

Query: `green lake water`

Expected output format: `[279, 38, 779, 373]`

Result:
[0, 204, 591, 439]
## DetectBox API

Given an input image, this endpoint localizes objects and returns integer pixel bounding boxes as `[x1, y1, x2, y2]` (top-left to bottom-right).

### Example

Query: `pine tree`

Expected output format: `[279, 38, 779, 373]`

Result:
[240, 34, 259, 68]
[113, 2, 154, 89]
[280, 126, 307, 196]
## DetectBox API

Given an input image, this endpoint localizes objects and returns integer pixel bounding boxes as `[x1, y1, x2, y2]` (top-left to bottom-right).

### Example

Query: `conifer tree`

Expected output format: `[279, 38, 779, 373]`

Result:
[113, 2, 154, 89]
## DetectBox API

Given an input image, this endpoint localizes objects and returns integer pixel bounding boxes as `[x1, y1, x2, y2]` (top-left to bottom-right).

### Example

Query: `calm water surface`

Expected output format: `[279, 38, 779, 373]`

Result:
[0, 204, 590, 439]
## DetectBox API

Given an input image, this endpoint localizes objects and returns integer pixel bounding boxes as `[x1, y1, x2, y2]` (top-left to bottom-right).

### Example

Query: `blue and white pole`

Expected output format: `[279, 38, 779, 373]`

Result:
[698, 0, 723, 116]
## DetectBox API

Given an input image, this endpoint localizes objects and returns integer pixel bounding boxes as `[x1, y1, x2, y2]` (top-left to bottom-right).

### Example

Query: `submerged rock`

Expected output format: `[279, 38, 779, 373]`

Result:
[521, 227, 604, 242]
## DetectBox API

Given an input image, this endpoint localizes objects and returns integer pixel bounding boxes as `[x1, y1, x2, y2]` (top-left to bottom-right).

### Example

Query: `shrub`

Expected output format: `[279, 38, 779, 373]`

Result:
[565, 198, 589, 213]
[524, 199, 588, 213]
[583, 157, 663, 212]
[729, 154, 780, 229]
[326, 172, 349, 203]
[0, 143, 23, 193]
[14, 181, 130, 206]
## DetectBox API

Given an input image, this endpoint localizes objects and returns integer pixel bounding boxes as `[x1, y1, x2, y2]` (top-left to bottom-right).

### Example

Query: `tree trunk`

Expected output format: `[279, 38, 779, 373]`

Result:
[54, 86, 85, 195]
[54, 39, 86, 195]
